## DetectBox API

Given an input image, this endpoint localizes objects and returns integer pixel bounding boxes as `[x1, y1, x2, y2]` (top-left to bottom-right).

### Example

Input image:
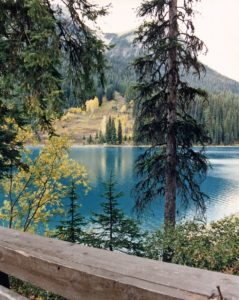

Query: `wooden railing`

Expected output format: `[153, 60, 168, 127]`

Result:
[0, 227, 238, 300]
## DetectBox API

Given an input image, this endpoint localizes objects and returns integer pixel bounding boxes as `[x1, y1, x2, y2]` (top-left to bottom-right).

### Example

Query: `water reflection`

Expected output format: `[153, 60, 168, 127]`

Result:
[69, 146, 239, 230]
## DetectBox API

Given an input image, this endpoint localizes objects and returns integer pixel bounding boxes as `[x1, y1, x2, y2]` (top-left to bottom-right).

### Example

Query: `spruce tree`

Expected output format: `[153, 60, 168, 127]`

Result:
[54, 180, 86, 243]
[105, 116, 112, 144]
[133, 0, 210, 230]
[0, 0, 108, 172]
[87, 134, 93, 144]
[118, 120, 123, 144]
[111, 119, 117, 144]
[85, 173, 145, 256]
[98, 130, 105, 144]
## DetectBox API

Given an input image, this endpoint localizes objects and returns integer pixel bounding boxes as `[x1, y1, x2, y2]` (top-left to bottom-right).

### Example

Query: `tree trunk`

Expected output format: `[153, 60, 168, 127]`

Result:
[165, 0, 178, 228]
[163, 0, 178, 263]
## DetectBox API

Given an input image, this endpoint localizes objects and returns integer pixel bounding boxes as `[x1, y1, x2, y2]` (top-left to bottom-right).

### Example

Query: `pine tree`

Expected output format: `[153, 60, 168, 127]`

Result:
[0, 105, 26, 179]
[87, 135, 93, 144]
[0, 0, 108, 171]
[54, 180, 86, 243]
[98, 130, 105, 144]
[95, 131, 99, 141]
[133, 0, 210, 231]
[85, 173, 145, 256]
[118, 120, 123, 144]
[111, 119, 117, 144]
[105, 116, 112, 144]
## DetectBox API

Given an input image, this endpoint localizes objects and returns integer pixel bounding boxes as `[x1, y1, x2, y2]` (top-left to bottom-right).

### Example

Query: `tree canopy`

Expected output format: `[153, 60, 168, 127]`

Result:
[0, 0, 108, 176]
[133, 0, 210, 228]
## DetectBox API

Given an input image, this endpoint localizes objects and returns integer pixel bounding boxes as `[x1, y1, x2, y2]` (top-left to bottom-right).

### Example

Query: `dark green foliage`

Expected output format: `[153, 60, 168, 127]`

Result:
[145, 217, 239, 275]
[101, 32, 239, 145]
[133, 0, 210, 225]
[102, 32, 137, 102]
[87, 134, 93, 144]
[54, 181, 86, 243]
[117, 120, 123, 144]
[85, 173, 145, 256]
[0, 104, 26, 178]
[105, 116, 112, 143]
[0, 0, 108, 172]
[105, 116, 117, 144]
[102, 31, 239, 101]
[111, 119, 117, 144]
[98, 130, 105, 144]
[1, 0, 62, 132]
[190, 93, 239, 145]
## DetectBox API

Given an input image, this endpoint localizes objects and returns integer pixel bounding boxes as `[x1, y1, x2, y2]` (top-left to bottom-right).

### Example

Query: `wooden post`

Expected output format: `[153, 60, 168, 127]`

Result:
[0, 227, 238, 299]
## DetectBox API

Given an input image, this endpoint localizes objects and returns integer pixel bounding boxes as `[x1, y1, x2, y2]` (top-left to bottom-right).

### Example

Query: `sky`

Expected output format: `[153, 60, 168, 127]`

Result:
[96, 0, 239, 82]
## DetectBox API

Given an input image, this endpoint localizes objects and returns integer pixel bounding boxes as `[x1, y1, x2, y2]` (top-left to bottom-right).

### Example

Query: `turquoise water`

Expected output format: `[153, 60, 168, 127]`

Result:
[1, 146, 239, 230]
[68, 146, 239, 230]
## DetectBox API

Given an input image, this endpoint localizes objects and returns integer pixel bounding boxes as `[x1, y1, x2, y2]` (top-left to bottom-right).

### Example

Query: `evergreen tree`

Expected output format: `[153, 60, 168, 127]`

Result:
[95, 131, 99, 141]
[54, 181, 86, 243]
[118, 120, 123, 144]
[111, 119, 117, 144]
[85, 173, 145, 256]
[87, 134, 93, 144]
[0, 0, 108, 170]
[105, 116, 112, 144]
[0, 0, 108, 284]
[133, 0, 210, 231]
[0, 105, 26, 179]
[105, 116, 118, 144]
[0, 0, 106, 286]
[98, 130, 105, 144]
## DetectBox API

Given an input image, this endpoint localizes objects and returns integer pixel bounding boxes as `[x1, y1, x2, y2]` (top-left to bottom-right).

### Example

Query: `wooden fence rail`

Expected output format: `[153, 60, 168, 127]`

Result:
[0, 227, 238, 300]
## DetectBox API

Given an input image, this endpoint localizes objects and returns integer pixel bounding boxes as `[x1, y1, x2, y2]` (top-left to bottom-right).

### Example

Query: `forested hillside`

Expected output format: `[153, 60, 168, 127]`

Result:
[60, 31, 239, 145]
[103, 32, 239, 145]
[103, 31, 239, 97]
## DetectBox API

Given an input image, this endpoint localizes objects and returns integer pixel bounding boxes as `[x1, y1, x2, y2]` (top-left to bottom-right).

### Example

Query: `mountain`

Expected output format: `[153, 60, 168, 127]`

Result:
[56, 31, 239, 145]
[104, 31, 239, 96]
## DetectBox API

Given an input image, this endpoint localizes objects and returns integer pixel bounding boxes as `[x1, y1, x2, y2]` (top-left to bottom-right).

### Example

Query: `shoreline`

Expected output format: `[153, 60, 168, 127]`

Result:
[28, 143, 239, 148]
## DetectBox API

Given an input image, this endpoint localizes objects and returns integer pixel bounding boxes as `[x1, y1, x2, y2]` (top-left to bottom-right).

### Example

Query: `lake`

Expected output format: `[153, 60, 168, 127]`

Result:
[68, 146, 239, 230]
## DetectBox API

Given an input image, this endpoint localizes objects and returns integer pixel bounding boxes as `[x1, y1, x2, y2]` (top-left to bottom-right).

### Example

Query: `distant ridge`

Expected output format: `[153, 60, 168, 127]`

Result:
[104, 31, 239, 95]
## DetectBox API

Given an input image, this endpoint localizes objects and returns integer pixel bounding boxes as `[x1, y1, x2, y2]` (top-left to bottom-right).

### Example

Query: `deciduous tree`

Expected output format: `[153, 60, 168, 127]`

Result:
[0, 0, 108, 175]
[0, 136, 89, 232]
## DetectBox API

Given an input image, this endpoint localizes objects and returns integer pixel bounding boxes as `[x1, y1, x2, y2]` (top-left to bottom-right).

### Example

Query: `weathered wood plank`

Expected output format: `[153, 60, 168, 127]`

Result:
[0, 227, 238, 300]
[0, 285, 27, 300]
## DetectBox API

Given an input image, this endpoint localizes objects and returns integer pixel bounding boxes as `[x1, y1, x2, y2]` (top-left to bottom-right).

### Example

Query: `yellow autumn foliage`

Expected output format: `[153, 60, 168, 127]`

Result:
[120, 104, 127, 114]
[61, 107, 83, 121]
[68, 107, 82, 114]
[0, 136, 89, 233]
[85, 97, 99, 113]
